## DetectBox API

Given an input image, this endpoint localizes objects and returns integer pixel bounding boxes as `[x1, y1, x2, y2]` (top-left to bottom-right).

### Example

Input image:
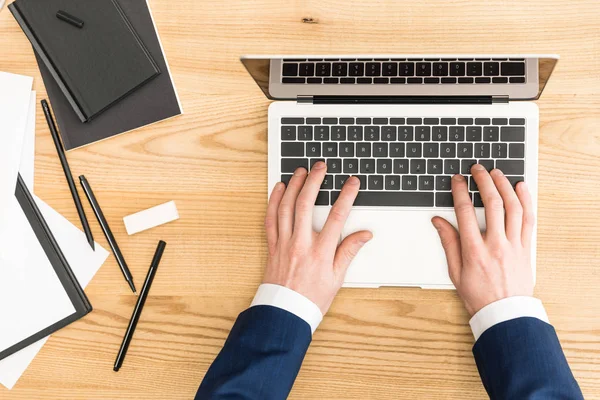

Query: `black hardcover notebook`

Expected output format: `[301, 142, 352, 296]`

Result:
[0, 175, 92, 361]
[34, 0, 182, 150]
[9, 0, 161, 123]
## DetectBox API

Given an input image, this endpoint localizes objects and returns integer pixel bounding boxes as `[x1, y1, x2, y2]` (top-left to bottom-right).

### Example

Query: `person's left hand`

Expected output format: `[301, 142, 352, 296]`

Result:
[263, 162, 373, 315]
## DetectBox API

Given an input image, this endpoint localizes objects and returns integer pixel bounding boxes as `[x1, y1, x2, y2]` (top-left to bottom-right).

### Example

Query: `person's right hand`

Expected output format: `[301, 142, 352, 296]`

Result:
[431, 164, 535, 316]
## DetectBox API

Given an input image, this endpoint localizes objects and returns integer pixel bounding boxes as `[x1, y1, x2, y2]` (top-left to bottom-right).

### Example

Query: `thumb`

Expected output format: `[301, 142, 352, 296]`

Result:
[333, 230, 373, 276]
[431, 217, 463, 286]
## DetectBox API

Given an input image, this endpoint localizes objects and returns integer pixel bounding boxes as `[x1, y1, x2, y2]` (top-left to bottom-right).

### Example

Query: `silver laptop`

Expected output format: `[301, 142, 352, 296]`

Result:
[242, 54, 558, 289]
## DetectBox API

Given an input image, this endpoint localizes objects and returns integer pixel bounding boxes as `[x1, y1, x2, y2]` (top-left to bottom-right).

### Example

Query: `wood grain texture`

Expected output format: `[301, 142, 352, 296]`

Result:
[1, 0, 600, 398]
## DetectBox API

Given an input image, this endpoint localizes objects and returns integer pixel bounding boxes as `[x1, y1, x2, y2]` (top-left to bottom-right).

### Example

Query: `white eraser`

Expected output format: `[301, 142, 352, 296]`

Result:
[123, 201, 179, 235]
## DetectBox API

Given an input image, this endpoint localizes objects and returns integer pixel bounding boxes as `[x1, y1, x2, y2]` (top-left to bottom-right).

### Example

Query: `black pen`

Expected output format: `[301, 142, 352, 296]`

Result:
[41, 99, 95, 250]
[114, 240, 166, 372]
[79, 175, 136, 293]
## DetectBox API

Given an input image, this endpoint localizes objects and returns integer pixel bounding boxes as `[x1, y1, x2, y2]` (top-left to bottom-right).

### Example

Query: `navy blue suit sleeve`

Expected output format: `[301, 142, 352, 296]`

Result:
[196, 305, 312, 400]
[473, 317, 583, 399]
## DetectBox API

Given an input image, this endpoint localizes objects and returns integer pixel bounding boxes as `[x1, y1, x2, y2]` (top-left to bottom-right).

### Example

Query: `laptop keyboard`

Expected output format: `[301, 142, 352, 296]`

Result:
[281, 58, 526, 85]
[279, 117, 526, 207]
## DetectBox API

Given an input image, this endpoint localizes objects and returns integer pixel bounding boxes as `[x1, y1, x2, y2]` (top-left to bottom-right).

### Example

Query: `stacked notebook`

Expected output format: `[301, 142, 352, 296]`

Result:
[9, 0, 182, 150]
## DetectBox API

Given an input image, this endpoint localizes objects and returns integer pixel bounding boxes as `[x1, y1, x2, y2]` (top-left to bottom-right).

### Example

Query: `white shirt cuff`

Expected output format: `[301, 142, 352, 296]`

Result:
[251, 284, 323, 334]
[469, 296, 549, 341]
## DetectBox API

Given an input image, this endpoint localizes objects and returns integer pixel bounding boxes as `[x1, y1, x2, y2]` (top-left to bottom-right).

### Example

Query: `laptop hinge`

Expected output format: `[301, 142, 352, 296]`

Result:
[297, 95, 509, 105]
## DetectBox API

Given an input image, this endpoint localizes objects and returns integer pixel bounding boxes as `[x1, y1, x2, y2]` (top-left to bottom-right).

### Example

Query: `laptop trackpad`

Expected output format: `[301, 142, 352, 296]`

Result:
[338, 208, 485, 287]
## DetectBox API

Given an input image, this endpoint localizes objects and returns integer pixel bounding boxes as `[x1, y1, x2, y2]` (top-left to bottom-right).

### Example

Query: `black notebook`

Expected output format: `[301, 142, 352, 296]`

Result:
[34, 0, 182, 150]
[9, 0, 160, 123]
[0, 175, 92, 361]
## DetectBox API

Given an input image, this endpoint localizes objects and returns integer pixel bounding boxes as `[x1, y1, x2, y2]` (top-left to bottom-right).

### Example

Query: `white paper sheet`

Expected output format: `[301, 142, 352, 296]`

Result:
[0, 197, 109, 389]
[0, 72, 33, 220]
[19, 92, 36, 192]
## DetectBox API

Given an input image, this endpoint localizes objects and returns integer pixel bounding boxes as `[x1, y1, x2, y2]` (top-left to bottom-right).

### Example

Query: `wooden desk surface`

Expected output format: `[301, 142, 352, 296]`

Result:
[1, 0, 599, 398]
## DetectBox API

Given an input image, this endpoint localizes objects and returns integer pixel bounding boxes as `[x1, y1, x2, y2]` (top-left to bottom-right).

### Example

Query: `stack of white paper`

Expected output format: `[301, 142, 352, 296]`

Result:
[0, 73, 109, 390]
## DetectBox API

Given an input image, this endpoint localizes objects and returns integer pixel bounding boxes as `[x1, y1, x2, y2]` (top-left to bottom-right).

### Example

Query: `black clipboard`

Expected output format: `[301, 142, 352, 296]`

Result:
[0, 175, 92, 361]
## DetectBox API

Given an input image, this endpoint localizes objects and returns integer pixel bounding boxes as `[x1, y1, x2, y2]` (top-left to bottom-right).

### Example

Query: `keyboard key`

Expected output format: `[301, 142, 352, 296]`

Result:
[323, 118, 338, 124]
[299, 63, 315, 76]
[282, 64, 299, 76]
[281, 174, 293, 186]
[315, 126, 330, 140]
[377, 159, 393, 174]
[411, 159, 426, 174]
[432, 126, 448, 141]
[475, 77, 491, 83]
[360, 159, 376, 174]
[458, 77, 474, 84]
[473, 193, 484, 207]
[424, 118, 439, 125]
[436, 175, 452, 191]
[335, 175, 350, 189]
[399, 62, 414, 76]
[281, 142, 304, 156]
[323, 142, 338, 157]
[365, 126, 380, 141]
[281, 117, 304, 124]
[406, 143, 422, 157]
[501, 126, 525, 142]
[496, 160, 524, 175]
[509, 143, 525, 158]
[507, 176, 525, 189]
[385, 175, 401, 190]
[492, 118, 508, 125]
[444, 159, 460, 174]
[298, 126, 313, 140]
[423, 143, 439, 158]
[402, 175, 418, 190]
[492, 77, 508, 83]
[306, 142, 321, 157]
[357, 78, 372, 84]
[331, 126, 346, 141]
[356, 118, 372, 125]
[350, 191, 434, 206]
[343, 158, 359, 173]
[436, 192, 454, 207]
[281, 126, 296, 140]
[306, 118, 321, 124]
[390, 118, 406, 125]
[390, 143, 405, 157]
[348, 126, 363, 141]
[457, 143, 473, 158]
[469, 177, 478, 192]
[373, 143, 388, 157]
[373, 117, 388, 124]
[398, 126, 414, 141]
[366, 63, 381, 76]
[416, 126, 431, 141]
[349, 63, 364, 76]
[316, 63, 331, 76]
[466, 126, 482, 141]
[340, 78, 355, 84]
[332, 63, 348, 76]
[441, 77, 456, 83]
[282, 77, 305, 83]
[394, 159, 409, 174]
[390, 77, 406, 84]
[281, 158, 308, 173]
[323, 78, 339, 84]
[315, 191, 329, 205]
[492, 143, 508, 158]
[355, 175, 367, 189]
[474, 143, 491, 158]
[483, 126, 499, 141]
[419, 176, 435, 190]
[321, 175, 334, 190]
[450, 62, 465, 76]
[382, 126, 396, 141]
[510, 77, 526, 83]
[357, 143, 371, 157]
[484, 62, 499, 76]
[433, 62, 448, 76]
[327, 158, 342, 173]
[478, 159, 494, 171]
[440, 118, 456, 125]
[475, 118, 490, 125]
[307, 78, 322, 84]
[310, 158, 325, 169]
[467, 62, 482, 76]
[501, 62, 525, 76]
[416, 62, 431, 76]
[427, 159, 443, 174]
[461, 159, 477, 174]
[407, 118, 422, 125]
[458, 118, 473, 125]
[369, 175, 384, 190]
[509, 118, 526, 125]
[449, 126, 465, 141]
[339, 143, 354, 157]
[382, 63, 398, 76]
[441, 143, 456, 158]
